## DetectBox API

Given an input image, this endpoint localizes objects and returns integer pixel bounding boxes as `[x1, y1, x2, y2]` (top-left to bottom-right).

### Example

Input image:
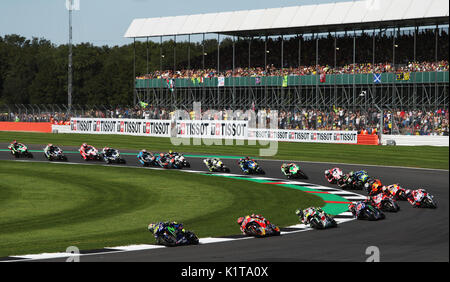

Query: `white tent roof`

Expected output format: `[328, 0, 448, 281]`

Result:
[124, 0, 450, 38]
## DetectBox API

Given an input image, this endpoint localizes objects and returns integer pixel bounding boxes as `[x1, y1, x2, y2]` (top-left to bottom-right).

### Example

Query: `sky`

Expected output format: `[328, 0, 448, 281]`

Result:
[0, 0, 351, 47]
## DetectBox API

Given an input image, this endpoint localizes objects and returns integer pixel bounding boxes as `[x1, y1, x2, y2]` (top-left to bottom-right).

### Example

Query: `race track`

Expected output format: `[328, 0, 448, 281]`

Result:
[0, 144, 448, 262]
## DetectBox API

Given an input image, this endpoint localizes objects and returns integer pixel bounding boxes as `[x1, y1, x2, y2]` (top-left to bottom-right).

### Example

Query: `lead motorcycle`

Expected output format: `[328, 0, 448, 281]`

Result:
[407, 189, 437, 209]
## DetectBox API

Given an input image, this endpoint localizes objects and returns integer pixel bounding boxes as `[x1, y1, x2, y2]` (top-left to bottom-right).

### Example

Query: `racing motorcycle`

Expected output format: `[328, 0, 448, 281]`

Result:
[407, 189, 437, 209]
[244, 220, 280, 237]
[203, 158, 231, 173]
[137, 152, 157, 167]
[43, 146, 67, 161]
[173, 154, 190, 168]
[309, 213, 338, 229]
[281, 163, 308, 179]
[240, 159, 265, 175]
[349, 201, 386, 221]
[370, 194, 400, 213]
[80, 146, 101, 161]
[337, 174, 355, 190]
[154, 225, 199, 247]
[156, 154, 171, 169]
[8, 143, 33, 159]
[383, 184, 408, 201]
[324, 168, 343, 184]
[101, 148, 126, 164]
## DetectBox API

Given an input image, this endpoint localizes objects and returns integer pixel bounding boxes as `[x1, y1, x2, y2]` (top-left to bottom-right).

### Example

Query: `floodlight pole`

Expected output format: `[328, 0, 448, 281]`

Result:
[68, 0, 73, 114]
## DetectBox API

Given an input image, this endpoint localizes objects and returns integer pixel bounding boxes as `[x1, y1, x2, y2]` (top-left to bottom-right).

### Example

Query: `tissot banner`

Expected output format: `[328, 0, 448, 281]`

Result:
[70, 118, 171, 137]
[248, 128, 358, 144]
[175, 120, 248, 139]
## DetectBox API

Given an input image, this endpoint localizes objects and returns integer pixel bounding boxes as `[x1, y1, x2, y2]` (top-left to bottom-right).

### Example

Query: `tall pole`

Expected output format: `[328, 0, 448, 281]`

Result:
[281, 35, 284, 70]
[68, 0, 73, 113]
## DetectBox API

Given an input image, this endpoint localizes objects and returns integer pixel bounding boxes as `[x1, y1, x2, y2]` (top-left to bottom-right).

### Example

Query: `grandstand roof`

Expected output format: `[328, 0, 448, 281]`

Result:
[125, 0, 449, 38]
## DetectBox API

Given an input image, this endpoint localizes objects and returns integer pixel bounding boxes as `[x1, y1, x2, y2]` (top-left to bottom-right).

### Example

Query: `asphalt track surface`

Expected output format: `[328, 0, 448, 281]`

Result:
[1, 144, 448, 262]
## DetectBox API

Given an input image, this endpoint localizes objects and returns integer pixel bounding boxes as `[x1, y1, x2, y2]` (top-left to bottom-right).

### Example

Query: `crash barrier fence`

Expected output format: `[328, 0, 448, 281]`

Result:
[381, 135, 449, 146]
[3, 120, 446, 146]
[0, 122, 52, 133]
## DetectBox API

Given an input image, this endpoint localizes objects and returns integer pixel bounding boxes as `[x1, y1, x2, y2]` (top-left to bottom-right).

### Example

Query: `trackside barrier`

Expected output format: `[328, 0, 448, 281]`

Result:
[357, 134, 379, 145]
[381, 135, 449, 146]
[0, 122, 52, 133]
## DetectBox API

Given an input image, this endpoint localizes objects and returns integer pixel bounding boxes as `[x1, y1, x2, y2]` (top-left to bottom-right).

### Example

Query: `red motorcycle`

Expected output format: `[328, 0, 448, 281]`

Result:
[369, 193, 400, 212]
[324, 167, 343, 184]
[79, 145, 101, 161]
[407, 189, 437, 209]
[383, 184, 408, 201]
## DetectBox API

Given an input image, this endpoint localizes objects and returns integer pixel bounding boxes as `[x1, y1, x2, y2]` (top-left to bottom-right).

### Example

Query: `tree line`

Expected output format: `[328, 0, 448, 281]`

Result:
[0, 34, 222, 106]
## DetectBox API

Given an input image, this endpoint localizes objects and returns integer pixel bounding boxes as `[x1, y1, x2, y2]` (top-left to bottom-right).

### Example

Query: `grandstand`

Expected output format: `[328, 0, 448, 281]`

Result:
[125, 0, 449, 113]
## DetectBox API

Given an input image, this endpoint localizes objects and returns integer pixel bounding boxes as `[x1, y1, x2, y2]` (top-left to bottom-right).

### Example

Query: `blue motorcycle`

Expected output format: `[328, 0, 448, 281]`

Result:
[239, 158, 265, 175]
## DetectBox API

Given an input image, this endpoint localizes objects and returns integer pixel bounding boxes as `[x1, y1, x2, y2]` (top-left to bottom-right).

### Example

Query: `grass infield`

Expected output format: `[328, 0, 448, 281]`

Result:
[0, 132, 448, 170]
[0, 161, 323, 257]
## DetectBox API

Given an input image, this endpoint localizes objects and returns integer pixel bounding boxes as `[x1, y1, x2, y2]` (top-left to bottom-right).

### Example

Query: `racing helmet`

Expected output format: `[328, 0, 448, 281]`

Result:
[372, 179, 382, 189]
[148, 223, 156, 233]
[142, 149, 147, 153]
[169, 150, 173, 154]
[324, 170, 330, 176]
[48, 144, 53, 147]
[237, 217, 245, 225]
[295, 209, 304, 218]
[160, 153, 164, 157]
[13, 140, 17, 145]
[82, 143, 87, 148]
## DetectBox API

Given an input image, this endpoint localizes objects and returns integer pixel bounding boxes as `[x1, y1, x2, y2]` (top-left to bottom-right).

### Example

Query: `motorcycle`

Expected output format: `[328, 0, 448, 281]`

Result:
[80, 146, 101, 161]
[383, 184, 408, 201]
[203, 159, 231, 173]
[8, 143, 33, 159]
[308, 213, 338, 229]
[244, 220, 280, 237]
[43, 146, 67, 161]
[101, 148, 126, 164]
[337, 174, 355, 190]
[155, 225, 199, 247]
[138, 152, 157, 167]
[281, 163, 308, 179]
[240, 159, 265, 175]
[156, 155, 171, 168]
[408, 189, 437, 209]
[325, 168, 343, 184]
[174, 154, 190, 168]
[350, 201, 386, 221]
[370, 194, 400, 213]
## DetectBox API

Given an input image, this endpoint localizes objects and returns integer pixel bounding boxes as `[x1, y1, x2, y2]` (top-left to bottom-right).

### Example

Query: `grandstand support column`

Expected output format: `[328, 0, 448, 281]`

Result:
[248, 37, 252, 69]
[435, 24, 439, 109]
[315, 35, 319, 109]
[202, 33, 205, 70]
[174, 35, 177, 73]
[281, 35, 284, 70]
[232, 36, 235, 106]
[146, 37, 149, 102]
[133, 38, 136, 106]
[298, 34, 302, 68]
[188, 34, 191, 71]
[353, 31, 356, 111]
[372, 30, 376, 66]
[217, 33, 220, 75]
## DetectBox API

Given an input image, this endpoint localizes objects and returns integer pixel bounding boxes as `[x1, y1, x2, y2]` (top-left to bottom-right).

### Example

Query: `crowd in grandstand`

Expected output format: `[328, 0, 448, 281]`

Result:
[137, 61, 449, 80]
[2, 106, 448, 136]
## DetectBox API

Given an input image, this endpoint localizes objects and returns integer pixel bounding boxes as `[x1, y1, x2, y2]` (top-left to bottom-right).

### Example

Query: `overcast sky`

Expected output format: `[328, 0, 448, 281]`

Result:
[0, 0, 352, 46]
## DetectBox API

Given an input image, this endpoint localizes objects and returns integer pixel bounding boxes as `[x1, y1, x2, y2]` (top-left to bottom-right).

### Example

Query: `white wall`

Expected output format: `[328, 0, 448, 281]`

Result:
[381, 135, 449, 146]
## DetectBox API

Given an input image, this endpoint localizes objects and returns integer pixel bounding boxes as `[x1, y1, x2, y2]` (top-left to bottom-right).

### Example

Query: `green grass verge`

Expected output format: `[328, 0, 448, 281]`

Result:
[0, 131, 448, 170]
[0, 160, 323, 257]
